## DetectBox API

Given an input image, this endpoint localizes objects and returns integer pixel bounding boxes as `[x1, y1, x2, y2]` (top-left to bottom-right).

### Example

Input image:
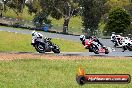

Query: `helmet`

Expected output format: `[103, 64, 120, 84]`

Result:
[125, 37, 129, 40]
[32, 30, 36, 36]
[112, 34, 115, 36]
[93, 36, 96, 38]
[80, 35, 85, 41]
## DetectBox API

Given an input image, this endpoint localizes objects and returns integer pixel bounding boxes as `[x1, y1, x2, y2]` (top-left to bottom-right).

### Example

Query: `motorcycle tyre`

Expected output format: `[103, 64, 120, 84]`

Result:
[34, 43, 45, 53]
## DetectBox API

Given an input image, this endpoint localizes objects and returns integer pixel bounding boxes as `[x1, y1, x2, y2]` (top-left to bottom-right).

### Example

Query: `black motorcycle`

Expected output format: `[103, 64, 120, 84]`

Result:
[31, 37, 60, 53]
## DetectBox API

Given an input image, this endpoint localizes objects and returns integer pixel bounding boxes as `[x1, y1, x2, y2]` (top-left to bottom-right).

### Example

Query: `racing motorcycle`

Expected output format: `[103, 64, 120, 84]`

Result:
[122, 37, 132, 52]
[111, 34, 123, 47]
[85, 39, 109, 54]
[31, 33, 60, 53]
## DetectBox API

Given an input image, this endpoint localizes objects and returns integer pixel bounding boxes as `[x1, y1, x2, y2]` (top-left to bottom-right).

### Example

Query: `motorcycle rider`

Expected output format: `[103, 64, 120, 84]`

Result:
[31, 30, 45, 44]
[111, 34, 123, 46]
[111, 34, 116, 43]
[31, 30, 60, 53]
[80, 35, 86, 46]
[80, 35, 104, 48]
[32, 30, 43, 39]
[32, 30, 52, 48]
[122, 37, 132, 52]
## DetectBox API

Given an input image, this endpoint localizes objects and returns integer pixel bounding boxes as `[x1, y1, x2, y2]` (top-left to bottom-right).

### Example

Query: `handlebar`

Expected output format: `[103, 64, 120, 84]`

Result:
[45, 38, 52, 40]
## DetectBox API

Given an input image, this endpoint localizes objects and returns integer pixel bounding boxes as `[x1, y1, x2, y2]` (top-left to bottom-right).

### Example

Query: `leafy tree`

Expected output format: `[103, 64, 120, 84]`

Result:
[41, 0, 81, 33]
[33, 11, 51, 28]
[26, 0, 80, 33]
[80, 0, 106, 36]
[103, 0, 132, 23]
[26, 0, 50, 27]
[104, 7, 131, 35]
[105, 0, 130, 9]
[2, 0, 26, 17]
[105, 0, 132, 16]
[26, 0, 42, 14]
[124, 3, 132, 16]
[0, 2, 3, 17]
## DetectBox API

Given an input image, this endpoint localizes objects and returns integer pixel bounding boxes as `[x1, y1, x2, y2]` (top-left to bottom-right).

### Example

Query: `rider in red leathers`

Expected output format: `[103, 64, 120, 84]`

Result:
[80, 35, 104, 48]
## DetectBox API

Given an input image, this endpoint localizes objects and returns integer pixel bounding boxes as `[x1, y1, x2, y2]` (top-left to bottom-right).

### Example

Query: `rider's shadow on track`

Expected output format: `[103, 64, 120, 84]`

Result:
[84, 53, 109, 57]
[88, 54, 108, 57]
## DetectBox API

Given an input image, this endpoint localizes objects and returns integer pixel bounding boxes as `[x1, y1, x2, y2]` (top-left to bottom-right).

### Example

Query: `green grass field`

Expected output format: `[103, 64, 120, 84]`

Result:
[0, 31, 85, 52]
[0, 58, 131, 88]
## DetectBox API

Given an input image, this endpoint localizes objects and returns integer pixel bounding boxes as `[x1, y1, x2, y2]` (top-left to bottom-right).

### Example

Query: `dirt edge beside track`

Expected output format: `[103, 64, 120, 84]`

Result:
[0, 52, 131, 61]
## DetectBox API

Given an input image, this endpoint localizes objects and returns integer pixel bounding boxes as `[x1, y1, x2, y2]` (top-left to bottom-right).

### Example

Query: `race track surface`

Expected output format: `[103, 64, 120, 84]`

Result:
[0, 27, 132, 57]
[61, 51, 132, 57]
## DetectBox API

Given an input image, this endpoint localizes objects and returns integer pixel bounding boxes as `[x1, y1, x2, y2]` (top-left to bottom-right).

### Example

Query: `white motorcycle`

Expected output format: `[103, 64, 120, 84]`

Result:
[111, 34, 123, 47]
[122, 37, 132, 52]
[31, 31, 60, 53]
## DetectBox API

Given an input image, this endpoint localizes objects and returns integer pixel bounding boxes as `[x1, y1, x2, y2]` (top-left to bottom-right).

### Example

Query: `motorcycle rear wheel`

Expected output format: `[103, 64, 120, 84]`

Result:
[35, 43, 45, 53]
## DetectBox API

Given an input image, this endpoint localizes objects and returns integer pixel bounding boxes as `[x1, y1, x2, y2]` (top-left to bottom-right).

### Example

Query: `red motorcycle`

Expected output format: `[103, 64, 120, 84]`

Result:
[84, 39, 109, 54]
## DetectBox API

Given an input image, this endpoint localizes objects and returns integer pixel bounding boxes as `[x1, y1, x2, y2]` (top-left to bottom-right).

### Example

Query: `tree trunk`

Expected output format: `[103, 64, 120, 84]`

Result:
[63, 18, 70, 34]
[0, 12, 2, 18]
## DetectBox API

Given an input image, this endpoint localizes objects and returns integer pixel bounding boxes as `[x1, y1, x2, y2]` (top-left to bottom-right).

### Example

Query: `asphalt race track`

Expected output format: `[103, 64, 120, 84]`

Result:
[0, 27, 132, 57]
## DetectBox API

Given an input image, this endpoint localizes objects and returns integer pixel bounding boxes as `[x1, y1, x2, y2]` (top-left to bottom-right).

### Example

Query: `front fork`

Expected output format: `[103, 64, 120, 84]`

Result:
[122, 46, 127, 52]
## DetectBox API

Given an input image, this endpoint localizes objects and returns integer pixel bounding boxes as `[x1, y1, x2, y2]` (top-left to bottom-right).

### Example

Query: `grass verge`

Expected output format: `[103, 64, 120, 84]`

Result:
[0, 57, 131, 88]
[0, 31, 85, 52]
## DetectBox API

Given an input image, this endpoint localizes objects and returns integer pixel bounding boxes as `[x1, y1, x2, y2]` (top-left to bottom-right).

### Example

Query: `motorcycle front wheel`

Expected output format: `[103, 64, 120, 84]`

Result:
[34, 43, 45, 53]
[126, 45, 132, 51]
[91, 44, 99, 54]
[104, 47, 109, 54]
[52, 45, 60, 53]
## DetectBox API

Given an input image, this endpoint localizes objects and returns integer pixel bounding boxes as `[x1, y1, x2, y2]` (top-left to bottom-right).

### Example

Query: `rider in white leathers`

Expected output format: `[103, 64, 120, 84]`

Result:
[31, 30, 44, 44]
[32, 30, 43, 39]
[111, 34, 123, 47]
[122, 37, 132, 52]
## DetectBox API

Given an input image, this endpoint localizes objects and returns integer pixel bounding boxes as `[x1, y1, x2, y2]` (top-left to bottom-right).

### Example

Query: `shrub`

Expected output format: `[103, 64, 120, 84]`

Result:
[104, 7, 131, 35]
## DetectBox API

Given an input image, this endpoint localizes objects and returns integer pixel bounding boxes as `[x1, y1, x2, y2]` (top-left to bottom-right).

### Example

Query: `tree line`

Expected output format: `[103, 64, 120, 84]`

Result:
[1, 0, 132, 35]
